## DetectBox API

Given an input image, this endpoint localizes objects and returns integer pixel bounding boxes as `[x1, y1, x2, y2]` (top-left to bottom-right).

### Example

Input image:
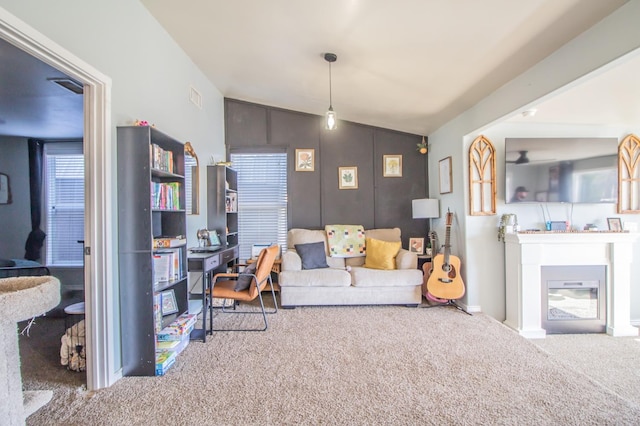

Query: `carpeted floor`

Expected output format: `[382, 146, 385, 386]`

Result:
[18, 297, 640, 425]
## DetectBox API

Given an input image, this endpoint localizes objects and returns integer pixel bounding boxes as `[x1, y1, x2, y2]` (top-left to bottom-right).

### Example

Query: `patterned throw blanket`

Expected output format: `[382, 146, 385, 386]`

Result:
[325, 224, 366, 257]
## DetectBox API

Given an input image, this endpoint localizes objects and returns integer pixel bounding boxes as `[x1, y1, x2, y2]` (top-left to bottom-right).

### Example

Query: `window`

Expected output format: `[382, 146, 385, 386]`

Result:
[230, 153, 287, 260]
[44, 142, 84, 266]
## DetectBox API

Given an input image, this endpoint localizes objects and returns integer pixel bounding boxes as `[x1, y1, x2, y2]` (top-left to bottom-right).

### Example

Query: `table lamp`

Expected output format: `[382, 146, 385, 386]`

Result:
[412, 198, 440, 254]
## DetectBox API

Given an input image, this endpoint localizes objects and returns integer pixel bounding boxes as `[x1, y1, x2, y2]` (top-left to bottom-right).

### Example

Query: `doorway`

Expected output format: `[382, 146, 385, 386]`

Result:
[0, 10, 115, 390]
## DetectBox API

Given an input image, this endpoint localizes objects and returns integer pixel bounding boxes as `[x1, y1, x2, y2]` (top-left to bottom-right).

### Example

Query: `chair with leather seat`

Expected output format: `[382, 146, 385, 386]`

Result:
[207, 244, 279, 331]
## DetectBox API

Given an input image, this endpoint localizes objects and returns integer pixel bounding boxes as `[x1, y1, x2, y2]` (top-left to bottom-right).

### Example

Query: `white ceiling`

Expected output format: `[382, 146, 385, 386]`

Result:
[0, 0, 637, 140]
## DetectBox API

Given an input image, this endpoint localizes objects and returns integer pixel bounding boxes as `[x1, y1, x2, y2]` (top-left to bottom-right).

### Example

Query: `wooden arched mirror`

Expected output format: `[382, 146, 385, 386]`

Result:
[185, 142, 199, 215]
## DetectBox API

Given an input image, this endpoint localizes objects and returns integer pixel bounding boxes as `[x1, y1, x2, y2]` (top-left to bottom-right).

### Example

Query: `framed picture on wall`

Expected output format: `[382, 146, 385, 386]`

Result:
[338, 166, 358, 189]
[439, 157, 452, 194]
[409, 237, 424, 255]
[383, 155, 402, 177]
[295, 149, 315, 172]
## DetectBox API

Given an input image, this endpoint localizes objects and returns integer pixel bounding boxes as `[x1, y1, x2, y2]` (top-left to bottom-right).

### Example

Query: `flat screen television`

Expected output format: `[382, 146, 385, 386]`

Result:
[505, 137, 618, 204]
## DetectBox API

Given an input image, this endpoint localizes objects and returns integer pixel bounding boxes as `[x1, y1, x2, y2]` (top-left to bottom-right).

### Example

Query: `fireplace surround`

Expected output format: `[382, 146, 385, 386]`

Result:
[504, 231, 638, 338]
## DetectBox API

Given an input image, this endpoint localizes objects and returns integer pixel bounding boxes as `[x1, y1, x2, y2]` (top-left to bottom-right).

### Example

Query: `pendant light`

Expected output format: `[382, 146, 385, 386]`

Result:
[324, 53, 337, 130]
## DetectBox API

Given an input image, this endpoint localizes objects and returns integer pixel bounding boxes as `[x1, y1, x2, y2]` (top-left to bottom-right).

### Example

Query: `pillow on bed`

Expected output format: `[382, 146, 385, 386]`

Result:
[0, 258, 16, 267]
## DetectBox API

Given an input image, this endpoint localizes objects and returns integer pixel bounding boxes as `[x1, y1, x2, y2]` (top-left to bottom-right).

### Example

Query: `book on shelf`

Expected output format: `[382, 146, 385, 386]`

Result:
[153, 248, 183, 287]
[156, 332, 190, 354]
[155, 350, 177, 375]
[150, 143, 175, 174]
[153, 236, 186, 249]
[153, 252, 172, 284]
[156, 313, 197, 341]
[151, 182, 181, 210]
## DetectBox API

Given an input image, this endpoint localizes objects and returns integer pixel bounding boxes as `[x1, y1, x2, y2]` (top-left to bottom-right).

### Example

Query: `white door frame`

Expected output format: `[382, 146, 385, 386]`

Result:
[0, 7, 118, 390]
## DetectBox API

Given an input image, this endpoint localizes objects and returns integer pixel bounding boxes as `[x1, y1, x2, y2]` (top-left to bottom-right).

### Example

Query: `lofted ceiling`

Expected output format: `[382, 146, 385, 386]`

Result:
[0, 0, 637, 140]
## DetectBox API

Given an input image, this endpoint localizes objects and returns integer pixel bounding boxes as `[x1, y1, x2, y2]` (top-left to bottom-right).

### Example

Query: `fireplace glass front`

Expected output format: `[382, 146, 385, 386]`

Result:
[541, 265, 606, 334]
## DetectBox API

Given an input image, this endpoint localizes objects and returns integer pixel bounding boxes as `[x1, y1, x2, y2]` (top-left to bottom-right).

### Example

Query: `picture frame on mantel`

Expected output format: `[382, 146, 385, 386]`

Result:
[439, 157, 452, 194]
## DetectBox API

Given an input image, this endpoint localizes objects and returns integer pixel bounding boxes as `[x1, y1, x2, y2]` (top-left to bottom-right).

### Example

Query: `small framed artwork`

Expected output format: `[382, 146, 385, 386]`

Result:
[409, 237, 424, 255]
[383, 155, 402, 177]
[338, 166, 358, 189]
[439, 157, 452, 194]
[0, 173, 11, 204]
[607, 217, 623, 231]
[161, 289, 178, 315]
[295, 149, 315, 172]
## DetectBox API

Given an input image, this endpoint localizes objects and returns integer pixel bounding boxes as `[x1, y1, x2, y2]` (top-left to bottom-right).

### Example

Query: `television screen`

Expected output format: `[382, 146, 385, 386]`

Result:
[505, 137, 618, 204]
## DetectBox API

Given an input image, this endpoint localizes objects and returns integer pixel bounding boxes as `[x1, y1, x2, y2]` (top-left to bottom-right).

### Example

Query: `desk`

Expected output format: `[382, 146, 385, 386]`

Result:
[187, 245, 238, 342]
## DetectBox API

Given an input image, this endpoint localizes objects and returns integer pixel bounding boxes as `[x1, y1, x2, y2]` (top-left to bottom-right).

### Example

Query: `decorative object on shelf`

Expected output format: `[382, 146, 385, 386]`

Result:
[324, 52, 338, 130]
[469, 135, 496, 215]
[383, 155, 402, 177]
[295, 149, 315, 171]
[618, 134, 640, 213]
[498, 214, 518, 242]
[161, 289, 178, 315]
[439, 156, 452, 194]
[0, 172, 11, 204]
[416, 136, 428, 154]
[338, 166, 358, 189]
[133, 119, 151, 126]
[607, 217, 623, 231]
[216, 161, 232, 166]
[409, 237, 424, 255]
[184, 142, 199, 215]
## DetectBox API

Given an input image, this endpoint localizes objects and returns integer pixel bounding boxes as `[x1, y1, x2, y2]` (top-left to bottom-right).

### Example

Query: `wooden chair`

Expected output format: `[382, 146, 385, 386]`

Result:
[207, 245, 279, 331]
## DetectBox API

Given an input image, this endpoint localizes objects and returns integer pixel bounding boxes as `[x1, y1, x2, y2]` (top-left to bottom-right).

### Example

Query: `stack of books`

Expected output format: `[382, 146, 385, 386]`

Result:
[155, 313, 197, 375]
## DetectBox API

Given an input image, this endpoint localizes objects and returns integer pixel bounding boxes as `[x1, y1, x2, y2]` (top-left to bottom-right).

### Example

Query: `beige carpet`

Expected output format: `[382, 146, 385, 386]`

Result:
[19, 300, 640, 425]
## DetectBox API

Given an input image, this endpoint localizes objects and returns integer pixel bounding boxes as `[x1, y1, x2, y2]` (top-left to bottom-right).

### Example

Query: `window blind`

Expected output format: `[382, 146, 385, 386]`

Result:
[185, 156, 197, 213]
[44, 142, 85, 266]
[230, 153, 288, 260]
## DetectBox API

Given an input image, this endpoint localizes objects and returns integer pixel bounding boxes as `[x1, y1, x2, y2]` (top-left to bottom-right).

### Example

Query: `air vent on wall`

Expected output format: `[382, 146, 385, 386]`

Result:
[47, 77, 83, 94]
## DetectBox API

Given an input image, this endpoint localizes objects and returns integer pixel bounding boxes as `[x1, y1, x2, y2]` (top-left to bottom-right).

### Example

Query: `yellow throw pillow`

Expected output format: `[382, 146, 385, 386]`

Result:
[364, 237, 401, 270]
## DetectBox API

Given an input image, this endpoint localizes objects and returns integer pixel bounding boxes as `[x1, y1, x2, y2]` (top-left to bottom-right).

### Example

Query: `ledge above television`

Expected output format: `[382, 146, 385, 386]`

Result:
[505, 137, 618, 204]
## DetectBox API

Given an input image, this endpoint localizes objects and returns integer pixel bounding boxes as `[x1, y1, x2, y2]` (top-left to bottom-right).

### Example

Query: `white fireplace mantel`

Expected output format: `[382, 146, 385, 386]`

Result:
[504, 231, 639, 338]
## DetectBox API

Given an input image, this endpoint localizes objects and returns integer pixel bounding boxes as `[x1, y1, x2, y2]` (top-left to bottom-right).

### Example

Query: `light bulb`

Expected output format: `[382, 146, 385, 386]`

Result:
[326, 107, 337, 130]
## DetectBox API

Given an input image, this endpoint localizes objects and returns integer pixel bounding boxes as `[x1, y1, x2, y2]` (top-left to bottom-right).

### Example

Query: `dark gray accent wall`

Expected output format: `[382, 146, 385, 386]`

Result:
[225, 98, 429, 248]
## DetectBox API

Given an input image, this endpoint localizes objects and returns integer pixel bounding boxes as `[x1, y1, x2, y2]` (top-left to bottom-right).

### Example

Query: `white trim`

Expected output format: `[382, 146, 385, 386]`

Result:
[0, 7, 119, 390]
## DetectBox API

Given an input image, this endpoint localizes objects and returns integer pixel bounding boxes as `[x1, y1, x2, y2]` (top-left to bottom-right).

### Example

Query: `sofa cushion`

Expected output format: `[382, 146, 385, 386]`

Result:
[295, 242, 330, 270]
[325, 224, 366, 257]
[279, 269, 351, 288]
[350, 266, 423, 287]
[364, 237, 401, 270]
[287, 229, 328, 252]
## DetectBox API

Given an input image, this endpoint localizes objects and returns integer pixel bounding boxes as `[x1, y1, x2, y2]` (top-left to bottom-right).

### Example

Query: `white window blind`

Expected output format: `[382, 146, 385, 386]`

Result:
[185, 155, 197, 213]
[44, 142, 84, 266]
[230, 153, 288, 260]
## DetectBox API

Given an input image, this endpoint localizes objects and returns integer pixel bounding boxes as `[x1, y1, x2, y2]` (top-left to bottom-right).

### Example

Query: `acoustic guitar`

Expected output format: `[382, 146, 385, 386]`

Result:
[426, 210, 465, 300]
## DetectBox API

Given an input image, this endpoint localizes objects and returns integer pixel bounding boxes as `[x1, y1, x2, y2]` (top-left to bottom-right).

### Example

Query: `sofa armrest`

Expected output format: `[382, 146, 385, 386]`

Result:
[395, 249, 417, 269]
[281, 250, 302, 271]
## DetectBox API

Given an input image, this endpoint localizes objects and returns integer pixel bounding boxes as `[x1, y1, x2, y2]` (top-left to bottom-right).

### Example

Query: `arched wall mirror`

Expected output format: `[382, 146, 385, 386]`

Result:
[185, 142, 199, 215]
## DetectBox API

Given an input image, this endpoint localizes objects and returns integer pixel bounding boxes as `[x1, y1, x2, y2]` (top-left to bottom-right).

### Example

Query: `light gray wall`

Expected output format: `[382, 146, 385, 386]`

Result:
[0, 136, 30, 259]
[428, 2, 640, 321]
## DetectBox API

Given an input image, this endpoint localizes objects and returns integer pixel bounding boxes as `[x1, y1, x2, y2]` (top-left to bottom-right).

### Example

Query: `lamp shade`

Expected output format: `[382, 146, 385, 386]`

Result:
[412, 198, 440, 219]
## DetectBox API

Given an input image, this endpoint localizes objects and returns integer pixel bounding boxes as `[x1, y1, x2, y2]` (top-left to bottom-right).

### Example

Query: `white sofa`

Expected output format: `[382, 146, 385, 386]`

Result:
[279, 228, 423, 307]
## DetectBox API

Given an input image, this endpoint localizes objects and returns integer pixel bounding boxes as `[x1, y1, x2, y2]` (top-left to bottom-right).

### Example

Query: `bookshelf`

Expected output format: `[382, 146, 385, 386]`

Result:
[207, 165, 239, 248]
[117, 126, 189, 376]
